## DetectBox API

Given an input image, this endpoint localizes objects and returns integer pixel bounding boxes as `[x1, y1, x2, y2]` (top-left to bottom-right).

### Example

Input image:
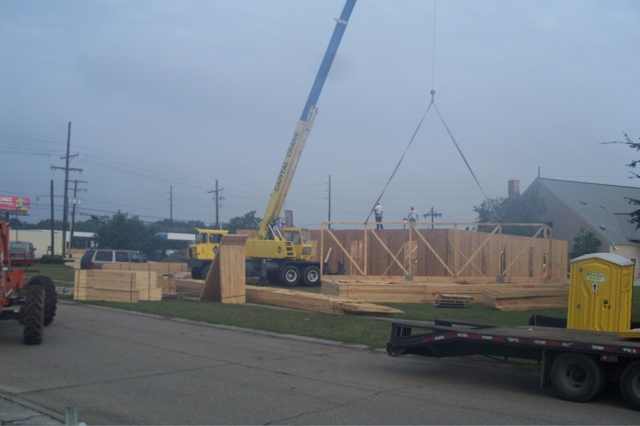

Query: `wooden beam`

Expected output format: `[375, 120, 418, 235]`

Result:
[246, 285, 403, 315]
[200, 234, 249, 303]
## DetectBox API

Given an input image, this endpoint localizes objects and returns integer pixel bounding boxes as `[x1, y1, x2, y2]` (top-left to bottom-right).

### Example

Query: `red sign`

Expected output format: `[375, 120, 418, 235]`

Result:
[0, 195, 30, 213]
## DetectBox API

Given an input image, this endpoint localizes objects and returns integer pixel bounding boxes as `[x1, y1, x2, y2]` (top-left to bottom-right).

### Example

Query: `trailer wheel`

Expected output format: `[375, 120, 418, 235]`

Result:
[620, 361, 640, 411]
[29, 275, 57, 326]
[301, 266, 321, 287]
[279, 265, 300, 287]
[22, 284, 45, 345]
[550, 353, 605, 402]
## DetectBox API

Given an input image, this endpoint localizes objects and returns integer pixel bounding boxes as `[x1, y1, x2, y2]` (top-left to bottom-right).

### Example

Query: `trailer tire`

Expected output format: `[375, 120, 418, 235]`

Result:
[29, 275, 57, 326]
[550, 353, 605, 402]
[620, 361, 640, 411]
[279, 265, 300, 287]
[301, 266, 321, 287]
[22, 284, 45, 345]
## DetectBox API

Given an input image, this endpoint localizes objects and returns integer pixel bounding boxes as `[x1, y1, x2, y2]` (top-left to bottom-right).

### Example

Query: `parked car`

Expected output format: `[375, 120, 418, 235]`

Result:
[80, 249, 149, 269]
[9, 241, 36, 260]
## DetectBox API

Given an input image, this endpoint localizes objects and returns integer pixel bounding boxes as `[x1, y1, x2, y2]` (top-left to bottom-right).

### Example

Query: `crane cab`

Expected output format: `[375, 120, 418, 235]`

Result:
[282, 227, 312, 260]
[187, 228, 229, 261]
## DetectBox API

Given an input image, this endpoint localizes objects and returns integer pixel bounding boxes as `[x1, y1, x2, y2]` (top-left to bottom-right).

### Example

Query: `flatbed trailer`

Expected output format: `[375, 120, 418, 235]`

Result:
[386, 318, 640, 411]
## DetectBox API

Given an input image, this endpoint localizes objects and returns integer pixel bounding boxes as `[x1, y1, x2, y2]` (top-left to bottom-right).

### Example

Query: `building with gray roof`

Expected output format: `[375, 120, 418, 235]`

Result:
[524, 178, 640, 273]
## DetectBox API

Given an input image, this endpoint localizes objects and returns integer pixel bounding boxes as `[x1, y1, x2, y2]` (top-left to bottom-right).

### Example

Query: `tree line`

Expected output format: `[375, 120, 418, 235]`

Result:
[8, 210, 263, 261]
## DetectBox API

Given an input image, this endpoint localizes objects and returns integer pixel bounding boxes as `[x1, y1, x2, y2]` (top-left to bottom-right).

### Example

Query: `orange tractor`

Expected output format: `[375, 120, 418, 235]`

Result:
[0, 221, 57, 344]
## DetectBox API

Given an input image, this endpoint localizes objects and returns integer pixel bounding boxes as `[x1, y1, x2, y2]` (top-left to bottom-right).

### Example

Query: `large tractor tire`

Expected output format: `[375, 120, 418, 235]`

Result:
[22, 284, 45, 345]
[29, 275, 57, 326]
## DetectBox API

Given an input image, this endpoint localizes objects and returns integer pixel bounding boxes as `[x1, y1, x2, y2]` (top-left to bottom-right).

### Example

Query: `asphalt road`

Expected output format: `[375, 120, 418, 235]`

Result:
[0, 302, 638, 425]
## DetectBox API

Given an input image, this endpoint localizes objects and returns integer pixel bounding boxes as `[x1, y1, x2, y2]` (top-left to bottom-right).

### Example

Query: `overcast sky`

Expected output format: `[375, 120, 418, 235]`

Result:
[1, 0, 638, 230]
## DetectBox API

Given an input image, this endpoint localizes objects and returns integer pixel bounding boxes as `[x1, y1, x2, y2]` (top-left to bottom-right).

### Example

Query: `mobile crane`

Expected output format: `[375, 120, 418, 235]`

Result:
[0, 220, 57, 344]
[189, 0, 356, 286]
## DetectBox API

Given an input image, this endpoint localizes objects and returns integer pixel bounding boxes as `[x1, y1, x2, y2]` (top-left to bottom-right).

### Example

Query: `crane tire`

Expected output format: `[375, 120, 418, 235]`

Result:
[191, 267, 202, 280]
[279, 265, 300, 287]
[550, 353, 606, 402]
[620, 361, 640, 411]
[22, 284, 45, 345]
[29, 275, 57, 326]
[301, 266, 321, 287]
[201, 265, 211, 281]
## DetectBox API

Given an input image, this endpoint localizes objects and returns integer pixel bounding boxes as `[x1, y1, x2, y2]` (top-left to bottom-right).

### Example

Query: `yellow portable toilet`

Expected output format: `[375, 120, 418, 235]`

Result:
[568, 253, 635, 332]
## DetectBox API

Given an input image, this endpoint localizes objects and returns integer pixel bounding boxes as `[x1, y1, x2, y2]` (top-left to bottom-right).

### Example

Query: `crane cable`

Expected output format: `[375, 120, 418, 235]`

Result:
[432, 100, 491, 202]
[365, 0, 493, 224]
[364, 99, 435, 224]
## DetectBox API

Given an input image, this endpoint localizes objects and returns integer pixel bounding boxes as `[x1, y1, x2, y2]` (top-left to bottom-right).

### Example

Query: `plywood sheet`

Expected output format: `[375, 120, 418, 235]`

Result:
[200, 234, 248, 304]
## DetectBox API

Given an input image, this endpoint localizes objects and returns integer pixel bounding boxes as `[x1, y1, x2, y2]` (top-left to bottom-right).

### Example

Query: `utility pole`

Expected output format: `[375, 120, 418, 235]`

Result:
[169, 185, 173, 226]
[327, 175, 332, 229]
[51, 122, 82, 257]
[69, 179, 87, 248]
[50, 180, 55, 256]
[423, 207, 442, 229]
[207, 179, 224, 229]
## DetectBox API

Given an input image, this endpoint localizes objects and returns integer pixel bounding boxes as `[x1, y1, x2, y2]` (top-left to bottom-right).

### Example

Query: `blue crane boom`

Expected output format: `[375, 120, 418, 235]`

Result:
[256, 0, 356, 241]
[299, 0, 357, 122]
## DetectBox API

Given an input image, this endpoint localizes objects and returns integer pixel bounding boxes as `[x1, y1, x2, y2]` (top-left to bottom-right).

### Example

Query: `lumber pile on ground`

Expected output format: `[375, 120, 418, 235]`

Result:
[482, 288, 569, 311]
[74, 270, 163, 302]
[173, 279, 402, 315]
[161, 273, 191, 294]
[435, 294, 472, 308]
[99, 262, 189, 274]
[322, 279, 568, 304]
[99, 263, 189, 293]
[325, 275, 553, 284]
[245, 285, 403, 315]
[175, 278, 204, 295]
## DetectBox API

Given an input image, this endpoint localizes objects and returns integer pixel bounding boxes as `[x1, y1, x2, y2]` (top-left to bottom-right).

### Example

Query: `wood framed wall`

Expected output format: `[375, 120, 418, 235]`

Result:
[312, 222, 568, 283]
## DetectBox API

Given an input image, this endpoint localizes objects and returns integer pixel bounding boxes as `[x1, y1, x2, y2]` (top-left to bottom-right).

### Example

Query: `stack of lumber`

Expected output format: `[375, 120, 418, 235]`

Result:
[161, 273, 190, 294]
[172, 279, 403, 315]
[200, 235, 248, 304]
[435, 294, 472, 308]
[325, 275, 553, 284]
[99, 262, 188, 274]
[175, 278, 204, 295]
[65, 249, 87, 269]
[482, 288, 569, 311]
[246, 285, 404, 315]
[99, 262, 189, 293]
[322, 279, 568, 304]
[74, 270, 163, 302]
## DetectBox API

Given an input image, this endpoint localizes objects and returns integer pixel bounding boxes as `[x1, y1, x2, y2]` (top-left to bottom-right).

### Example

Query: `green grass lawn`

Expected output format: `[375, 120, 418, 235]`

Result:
[33, 264, 640, 348]
[24, 263, 76, 285]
